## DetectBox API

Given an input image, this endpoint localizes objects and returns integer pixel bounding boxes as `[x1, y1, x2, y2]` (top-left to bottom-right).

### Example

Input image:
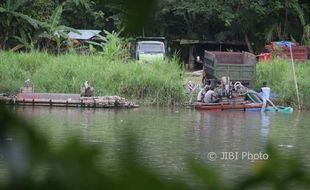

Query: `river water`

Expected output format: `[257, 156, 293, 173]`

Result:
[4, 106, 310, 184]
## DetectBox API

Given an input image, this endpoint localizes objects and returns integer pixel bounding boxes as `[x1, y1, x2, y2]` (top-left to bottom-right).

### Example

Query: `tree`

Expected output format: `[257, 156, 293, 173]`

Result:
[38, 5, 79, 54]
[261, 0, 305, 42]
[154, 0, 220, 38]
[1, 0, 309, 52]
[153, 0, 309, 52]
[0, 0, 42, 49]
[212, 0, 267, 53]
[62, 0, 105, 29]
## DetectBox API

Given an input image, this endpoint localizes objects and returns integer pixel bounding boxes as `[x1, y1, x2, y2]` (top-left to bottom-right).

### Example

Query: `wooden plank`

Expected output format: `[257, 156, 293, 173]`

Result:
[195, 103, 262, 110]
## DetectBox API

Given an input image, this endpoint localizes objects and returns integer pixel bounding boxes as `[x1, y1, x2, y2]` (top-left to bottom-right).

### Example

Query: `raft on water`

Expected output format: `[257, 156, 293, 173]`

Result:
[194, 102, 293, 113]
[194, 94, 293, 113]
[0, 92, 139, 109]
[194, 102, 263, 111]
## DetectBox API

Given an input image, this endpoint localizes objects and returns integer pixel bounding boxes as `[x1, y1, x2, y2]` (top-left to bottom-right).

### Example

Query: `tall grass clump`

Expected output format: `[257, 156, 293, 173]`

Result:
[0, 51, 49, 93]
[0, 51, 185, 105]
[255, 59, 310, 109]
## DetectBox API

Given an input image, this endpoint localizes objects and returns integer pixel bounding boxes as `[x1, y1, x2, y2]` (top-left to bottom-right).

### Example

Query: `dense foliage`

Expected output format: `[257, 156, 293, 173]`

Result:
[1, 0, 310, 52]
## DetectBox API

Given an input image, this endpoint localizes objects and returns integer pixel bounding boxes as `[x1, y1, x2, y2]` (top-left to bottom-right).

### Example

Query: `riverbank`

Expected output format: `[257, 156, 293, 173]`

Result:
[255, 59, 310, 110]
[1, 52, 310, 109]
[0, 51, 185, 105]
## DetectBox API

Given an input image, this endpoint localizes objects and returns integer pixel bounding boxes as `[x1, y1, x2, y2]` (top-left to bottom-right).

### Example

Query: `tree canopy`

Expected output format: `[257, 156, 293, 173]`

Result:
[0, 0, 309, 52]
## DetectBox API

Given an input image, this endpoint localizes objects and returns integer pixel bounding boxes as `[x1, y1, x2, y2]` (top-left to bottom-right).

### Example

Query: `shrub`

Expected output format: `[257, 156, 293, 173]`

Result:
[255, 59, 310, 109]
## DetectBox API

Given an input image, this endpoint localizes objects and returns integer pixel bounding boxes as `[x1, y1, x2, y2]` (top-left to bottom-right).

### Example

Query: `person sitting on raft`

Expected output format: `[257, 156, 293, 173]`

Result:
[204, 87, 220, 103]
[197, 85, 210, 102]
[80, 81, 94, 97]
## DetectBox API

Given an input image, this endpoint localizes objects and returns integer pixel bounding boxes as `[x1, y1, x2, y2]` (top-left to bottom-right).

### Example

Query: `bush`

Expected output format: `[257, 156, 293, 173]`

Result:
[255, 59, 310, 109]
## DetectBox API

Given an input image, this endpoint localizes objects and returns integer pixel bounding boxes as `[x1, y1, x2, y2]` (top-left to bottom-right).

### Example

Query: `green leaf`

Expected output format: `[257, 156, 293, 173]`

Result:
[86, 41, 103, 47]
[50, 5, 63, 29]
[10, 11, 42, 29]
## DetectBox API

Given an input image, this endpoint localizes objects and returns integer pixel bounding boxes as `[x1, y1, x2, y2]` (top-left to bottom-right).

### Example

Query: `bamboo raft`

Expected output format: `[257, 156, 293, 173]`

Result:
[194, 102, 263, 111]
[0, 92, 139, 109]
[194, 95, 263, 111]
[193, 93, 294, 112]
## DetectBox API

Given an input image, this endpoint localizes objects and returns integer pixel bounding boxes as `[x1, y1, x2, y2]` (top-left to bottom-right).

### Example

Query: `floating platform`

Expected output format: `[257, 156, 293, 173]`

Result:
[0, 92, 139, 109]
[194, 100, 293, 113]
[194, 95, 263, 111]
[194, 102, 263, 111]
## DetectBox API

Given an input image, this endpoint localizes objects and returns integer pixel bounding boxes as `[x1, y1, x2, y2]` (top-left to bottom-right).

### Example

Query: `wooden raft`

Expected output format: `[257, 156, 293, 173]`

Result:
[194, 95, 262, 111]
[194, 102, 263, 111]
[0, 92, 139, 109]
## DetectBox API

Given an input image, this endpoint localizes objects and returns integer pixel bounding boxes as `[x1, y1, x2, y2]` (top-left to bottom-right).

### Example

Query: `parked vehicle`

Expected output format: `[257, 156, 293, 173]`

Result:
[258, 41, 308, 61]
[203, 51, 256, 86]
[131, 37, 166, 63]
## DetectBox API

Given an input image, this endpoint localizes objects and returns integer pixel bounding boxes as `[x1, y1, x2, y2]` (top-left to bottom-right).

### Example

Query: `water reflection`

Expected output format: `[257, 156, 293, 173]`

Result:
[8, 106, 310, 181]
[260, 113, 270, 146]
[186, 111, 265, 152]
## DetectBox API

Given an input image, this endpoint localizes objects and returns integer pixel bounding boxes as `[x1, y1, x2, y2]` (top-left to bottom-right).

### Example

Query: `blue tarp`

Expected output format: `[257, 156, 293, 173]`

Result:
[273, 41, 296, 48]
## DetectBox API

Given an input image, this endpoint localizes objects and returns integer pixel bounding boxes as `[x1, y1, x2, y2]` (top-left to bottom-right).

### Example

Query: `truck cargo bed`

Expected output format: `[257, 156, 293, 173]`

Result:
[204, 51, 256, 85]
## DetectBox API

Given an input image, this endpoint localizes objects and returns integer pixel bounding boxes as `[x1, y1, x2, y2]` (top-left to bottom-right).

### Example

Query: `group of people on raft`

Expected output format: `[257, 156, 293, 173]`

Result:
[194, 76, 234, 103]
[185, 77, 272, 108]
[197, 85, 220, 103]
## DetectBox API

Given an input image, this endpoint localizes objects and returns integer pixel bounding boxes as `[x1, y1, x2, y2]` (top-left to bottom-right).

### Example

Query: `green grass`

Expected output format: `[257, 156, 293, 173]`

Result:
[255, 59, 310, 109]
[0, 51, 185, 105]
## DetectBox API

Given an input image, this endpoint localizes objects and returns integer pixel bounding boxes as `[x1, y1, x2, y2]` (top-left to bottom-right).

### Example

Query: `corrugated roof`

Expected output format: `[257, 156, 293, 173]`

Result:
[68, 30, 101, 40]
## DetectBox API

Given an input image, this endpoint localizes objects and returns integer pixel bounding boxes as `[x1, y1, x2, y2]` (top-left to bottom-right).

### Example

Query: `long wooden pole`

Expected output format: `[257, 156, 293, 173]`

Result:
[289, 44, 301, 110]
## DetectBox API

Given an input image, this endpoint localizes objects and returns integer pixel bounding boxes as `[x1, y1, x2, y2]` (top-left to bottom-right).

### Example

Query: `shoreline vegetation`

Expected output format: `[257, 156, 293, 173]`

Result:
[1, 50, 309, 109]
[0, 51, 185, 105]
[255, 59, 310, 110]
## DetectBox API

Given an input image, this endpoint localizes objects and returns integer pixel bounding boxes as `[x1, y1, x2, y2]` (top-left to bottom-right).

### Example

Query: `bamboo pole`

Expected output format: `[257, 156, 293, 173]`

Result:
[289, 43, 301, 110]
